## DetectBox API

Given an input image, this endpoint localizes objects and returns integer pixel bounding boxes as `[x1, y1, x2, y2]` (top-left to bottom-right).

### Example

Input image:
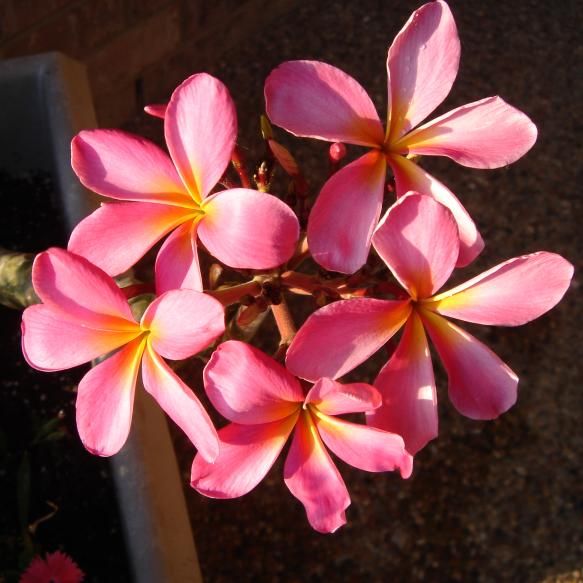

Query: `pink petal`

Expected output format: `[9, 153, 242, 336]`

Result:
[373, 193, 459, 299]
[286, 298, 411, 382]
[191, 414, 299, 498]
[154, 221, 203, 294]
[396, 96, 538, 168]
[305, 378, 382, 415]
[165, 73, 236, 200]
[141, 288, 225, 359]
[307, 151, 386, 274]
[198, 188, 299, 269]
[68, 201, 191, 276]
[424, 252, 574, 326]
[32, 248, 136, 326]
[313, 410, 413, 478]
[284, 411, 350, 533]
[141, 344, 219, 462]
[76, 337, 145, 456]
[367, 311, 437, 455]
[144, 103, 167, 119]
[44, 551, 84, 582]
[22, 304, 140, 371]
[71, 130, 191, 206]
[388, 154, 483, 266]
[386, 0, 460, 142]
[420, 309, 518, 419]
[204, 341, 303, 424]
[265, 60, 384, 147]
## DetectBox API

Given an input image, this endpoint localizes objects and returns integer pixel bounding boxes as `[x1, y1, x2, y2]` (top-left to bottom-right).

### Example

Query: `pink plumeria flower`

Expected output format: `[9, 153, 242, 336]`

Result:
[265, 0, 537, 273]
[69, 73, 299, 294]
[21, 248, 224, 460]
[286, 194, 573, 455]
[190, 340, 412, 533]
[20, 550, 84, 583]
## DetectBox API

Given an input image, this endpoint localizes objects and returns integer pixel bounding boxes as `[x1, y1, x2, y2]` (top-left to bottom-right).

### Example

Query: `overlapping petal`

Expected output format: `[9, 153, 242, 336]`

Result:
[396, 96, 538, 169]
[71, 130, 191, 206]
[387, 154, 483, 266]
[286, 298, 411, 382]
[68, 201, 191, 277]
[265, 60, 384, 147]
[307, 150, 386, 273]
[420, 309, 518, 419]
[32, 248, 136, 326]
[367, 312, 437, 455]
[142, 288, 224, 360]
[386, 0, 460, 141]
[141, 345, 219, 462]
[284, 411, 350, 533]
[198, 188, 299, 269]
[76, 337, 145, 456]
[165, 73, 237, 200]
[204, 341, 303, 424]
[191, 413, 299, 498]
[305, 378, 381, 415]
[21, 304, 139, 371]
[425, 252, 574, 326]
[312, 409, 413, 477]
[373, 193, 459, 299]
[154, 222, 203, 294]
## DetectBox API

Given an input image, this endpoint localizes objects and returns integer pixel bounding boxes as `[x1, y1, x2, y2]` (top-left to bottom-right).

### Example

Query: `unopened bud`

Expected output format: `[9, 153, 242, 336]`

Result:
[329, 142, 347, 163]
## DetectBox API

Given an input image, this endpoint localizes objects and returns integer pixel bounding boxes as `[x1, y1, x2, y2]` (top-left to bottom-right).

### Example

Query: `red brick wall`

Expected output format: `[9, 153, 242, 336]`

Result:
[0, 0, 296, 127]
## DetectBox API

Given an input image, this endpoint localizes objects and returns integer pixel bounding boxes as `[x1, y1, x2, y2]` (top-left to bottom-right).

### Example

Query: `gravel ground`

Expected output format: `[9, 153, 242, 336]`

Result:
[126, 1, 582, 581]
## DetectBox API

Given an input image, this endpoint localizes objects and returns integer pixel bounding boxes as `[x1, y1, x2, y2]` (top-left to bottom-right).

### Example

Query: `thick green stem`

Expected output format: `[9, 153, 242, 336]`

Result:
[0, 248, 39, 309]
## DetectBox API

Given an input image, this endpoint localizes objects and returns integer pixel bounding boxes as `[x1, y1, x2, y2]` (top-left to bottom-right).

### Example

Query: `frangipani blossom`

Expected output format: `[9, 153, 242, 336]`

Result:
[21, 248, 224, 460]
[264, 0, 537, 273]
[190, 340, 412, 533]
[69, 73, 299, 294]
[286, 194, 573, 454]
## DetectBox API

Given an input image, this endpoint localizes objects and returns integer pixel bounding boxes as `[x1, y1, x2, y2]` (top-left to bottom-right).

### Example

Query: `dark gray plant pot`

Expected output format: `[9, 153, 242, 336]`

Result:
[0, 52, 202, 583]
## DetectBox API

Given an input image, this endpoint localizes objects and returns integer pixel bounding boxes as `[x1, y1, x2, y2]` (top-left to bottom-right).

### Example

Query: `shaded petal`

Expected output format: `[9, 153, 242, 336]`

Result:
[286, 298, 411, 382]
[72, 130, 191, 206]
[32, 248, 136, 326]
[198, 188, 299, 269]
[165, 73, 236, 199]
[204, 341, 303, 424]
[425, 252, 574, 326]
[307, 151, 386, 274]
[387, 0, 460, 141]
[141, 344, 219, 462]
[191, 413, 298, 498]
[141, 288, 225, 359]
[313, 409, 413, 478]
[265, 60, 384, 147]
[306, 378, 382, 415]
[388, 154, 483, 266]
[397, 96, 538, 168]
[284, 411, 350, 533]
[22, 304, 140, 371]
[373, 193, 459, 299]
[68, 202, 192, 276]
[155, 222, 202, 294]
[76, 337, 145, 456]
[420, 310, 518, 419]
[367, 311, 437, 455]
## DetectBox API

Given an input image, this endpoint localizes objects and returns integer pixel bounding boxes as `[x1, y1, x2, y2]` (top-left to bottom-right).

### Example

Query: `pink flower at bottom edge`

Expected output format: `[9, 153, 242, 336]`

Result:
[20, 551, 84, 583]
[190, 340, 413, 534]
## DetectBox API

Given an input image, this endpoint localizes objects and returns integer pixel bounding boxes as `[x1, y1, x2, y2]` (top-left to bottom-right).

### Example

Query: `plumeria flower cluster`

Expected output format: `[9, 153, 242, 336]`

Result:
[20, 0, 573, 533]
